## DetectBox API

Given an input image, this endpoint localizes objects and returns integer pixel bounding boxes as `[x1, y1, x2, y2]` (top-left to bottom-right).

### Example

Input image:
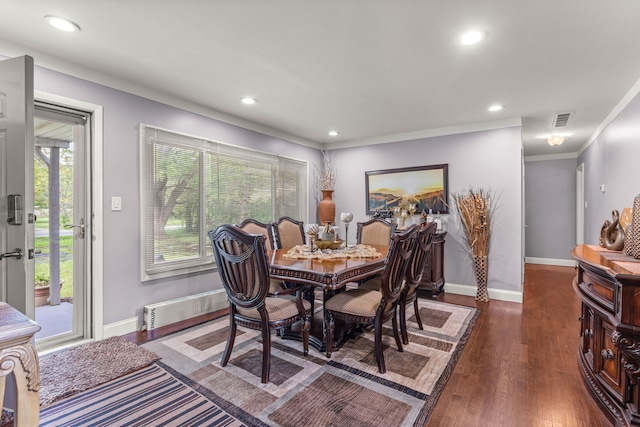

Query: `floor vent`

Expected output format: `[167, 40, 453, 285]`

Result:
[552, 112, 573, 128]
[142, 290, 228, 330]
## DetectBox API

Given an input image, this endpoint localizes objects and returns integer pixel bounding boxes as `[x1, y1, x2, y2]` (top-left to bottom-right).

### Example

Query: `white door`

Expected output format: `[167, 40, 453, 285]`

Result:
[34, 105, 89, 347]
[0, 56, 35, 317]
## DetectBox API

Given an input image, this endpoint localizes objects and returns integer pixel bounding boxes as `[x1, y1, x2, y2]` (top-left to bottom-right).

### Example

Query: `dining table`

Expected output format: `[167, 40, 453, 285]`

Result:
[268, 243, 389, 352]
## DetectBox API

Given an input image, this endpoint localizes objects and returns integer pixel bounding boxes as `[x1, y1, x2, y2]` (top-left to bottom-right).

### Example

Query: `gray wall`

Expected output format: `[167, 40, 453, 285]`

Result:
[524, 158, 577, 261]
[32, 64, 322, 326]
[580, 90, 640, 245]
[331, 126, 524, 295]
[27, 58, 531, 326]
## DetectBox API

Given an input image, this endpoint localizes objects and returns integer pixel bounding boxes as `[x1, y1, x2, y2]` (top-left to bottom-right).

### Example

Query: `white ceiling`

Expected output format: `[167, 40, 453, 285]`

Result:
[1, 0, 640, 157]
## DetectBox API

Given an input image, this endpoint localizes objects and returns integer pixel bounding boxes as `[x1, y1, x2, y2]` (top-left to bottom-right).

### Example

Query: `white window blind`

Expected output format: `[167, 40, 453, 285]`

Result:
[140, 124, 308, 281]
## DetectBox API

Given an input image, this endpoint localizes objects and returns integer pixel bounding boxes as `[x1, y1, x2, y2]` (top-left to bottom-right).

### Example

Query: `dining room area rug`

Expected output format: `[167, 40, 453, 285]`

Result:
[142, 299, 480, 427]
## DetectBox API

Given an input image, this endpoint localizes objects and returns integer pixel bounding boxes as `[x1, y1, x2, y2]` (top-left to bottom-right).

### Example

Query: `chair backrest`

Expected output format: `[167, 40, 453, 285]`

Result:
[356, 218, 397, 247]
[237, 218, 275, 251]
[208, 224, 270, 310]
[405, 222, 437, 289]
[273, 216, 306, 249]
[379, 224, 418, 304]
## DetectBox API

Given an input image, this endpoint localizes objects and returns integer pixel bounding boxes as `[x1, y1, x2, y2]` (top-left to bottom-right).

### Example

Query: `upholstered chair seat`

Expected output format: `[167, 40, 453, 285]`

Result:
[237, 297, 312, 321]
[324, 289, 393, 317]
[358, 276, 381, 291]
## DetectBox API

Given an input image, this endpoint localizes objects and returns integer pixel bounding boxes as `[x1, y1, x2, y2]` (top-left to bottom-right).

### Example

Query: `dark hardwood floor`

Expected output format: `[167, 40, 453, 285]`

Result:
[427, 264, 612, 427]
[126, 264, 613, 427]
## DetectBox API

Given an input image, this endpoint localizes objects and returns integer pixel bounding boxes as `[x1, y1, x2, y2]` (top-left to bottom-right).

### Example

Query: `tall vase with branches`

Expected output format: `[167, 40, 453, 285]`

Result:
[451, 188, 495, 302]
[314, 150, 337, 226]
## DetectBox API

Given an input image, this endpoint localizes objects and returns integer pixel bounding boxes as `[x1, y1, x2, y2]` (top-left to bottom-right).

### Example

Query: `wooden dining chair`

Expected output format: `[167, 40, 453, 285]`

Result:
[273, 216, 306, 249]
[356, 218, 397, 247]
[236, 218, 275, 251]
[398, 222, 437, 345]
[324, 225, 418, 373]
[208, 224, 311, 383]
[237, 218, 285, 293]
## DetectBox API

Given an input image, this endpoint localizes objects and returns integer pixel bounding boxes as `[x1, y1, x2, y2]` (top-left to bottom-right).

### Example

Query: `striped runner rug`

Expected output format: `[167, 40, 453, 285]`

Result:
[39, 363, 245, 427]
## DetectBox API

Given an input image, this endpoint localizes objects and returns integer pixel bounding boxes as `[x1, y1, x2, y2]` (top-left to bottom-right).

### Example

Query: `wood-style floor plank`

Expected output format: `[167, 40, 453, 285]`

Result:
[426, 264, 613, 427]
[127, 264, 613, 426]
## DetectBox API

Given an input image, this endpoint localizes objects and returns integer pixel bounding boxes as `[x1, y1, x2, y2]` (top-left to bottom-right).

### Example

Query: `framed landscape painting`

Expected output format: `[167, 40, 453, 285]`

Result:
[365, 164, 449, 215]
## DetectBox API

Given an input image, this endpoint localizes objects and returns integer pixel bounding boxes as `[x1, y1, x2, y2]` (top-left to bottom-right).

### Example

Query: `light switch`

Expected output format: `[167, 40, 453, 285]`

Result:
[111, 196, 122, 211]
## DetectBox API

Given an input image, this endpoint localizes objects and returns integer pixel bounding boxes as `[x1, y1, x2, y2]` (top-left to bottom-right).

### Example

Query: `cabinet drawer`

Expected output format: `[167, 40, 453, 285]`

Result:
[581, 267, 616, 310]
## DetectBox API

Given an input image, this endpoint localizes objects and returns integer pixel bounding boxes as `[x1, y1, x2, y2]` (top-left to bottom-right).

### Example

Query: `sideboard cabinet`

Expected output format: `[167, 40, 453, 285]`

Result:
[420, 231, 446, 298]
[572, 245, 640, 426]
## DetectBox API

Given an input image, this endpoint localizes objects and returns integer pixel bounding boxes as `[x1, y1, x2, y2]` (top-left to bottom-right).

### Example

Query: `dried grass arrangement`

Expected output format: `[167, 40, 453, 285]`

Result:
[451, 187, 496, 302]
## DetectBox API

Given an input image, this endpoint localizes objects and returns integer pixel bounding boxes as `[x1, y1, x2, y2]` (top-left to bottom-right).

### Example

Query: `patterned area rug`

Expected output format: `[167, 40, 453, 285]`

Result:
[39, 363, 244, 427]
[143, 299, 479, 427]
[38, 335, 161, 407]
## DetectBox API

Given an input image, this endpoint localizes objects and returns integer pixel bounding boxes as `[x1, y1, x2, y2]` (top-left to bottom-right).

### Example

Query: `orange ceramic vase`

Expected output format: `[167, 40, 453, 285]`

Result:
[319, 190, 336, 226]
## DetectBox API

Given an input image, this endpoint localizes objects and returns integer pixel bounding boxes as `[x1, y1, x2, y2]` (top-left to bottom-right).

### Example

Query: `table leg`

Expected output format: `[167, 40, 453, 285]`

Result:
[0, 343, 40, 427]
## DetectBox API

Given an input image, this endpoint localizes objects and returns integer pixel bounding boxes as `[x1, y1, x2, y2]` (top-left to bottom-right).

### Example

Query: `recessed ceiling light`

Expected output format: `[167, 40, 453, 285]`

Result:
[241, 97, 257, 105]
[460, 30, 486, 45]
[44, 15, 80, 33]
[328, 130, 339, 137]
[488, 104, 504, 112]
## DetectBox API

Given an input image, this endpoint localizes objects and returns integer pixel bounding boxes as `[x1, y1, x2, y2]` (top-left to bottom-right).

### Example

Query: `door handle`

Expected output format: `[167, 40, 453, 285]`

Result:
[0, 248, 23, 260]
[63, 218, 85, 239]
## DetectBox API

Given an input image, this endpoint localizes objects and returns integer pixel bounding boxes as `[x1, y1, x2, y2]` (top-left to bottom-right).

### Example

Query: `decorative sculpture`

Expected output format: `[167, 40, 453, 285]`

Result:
[600, 210, 625, 251]
[624, 195, 640, 259]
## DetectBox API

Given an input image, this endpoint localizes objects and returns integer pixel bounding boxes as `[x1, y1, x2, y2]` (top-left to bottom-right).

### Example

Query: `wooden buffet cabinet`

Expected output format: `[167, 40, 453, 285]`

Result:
[420, 231, 446, 298]
[572, 244, 640, 426]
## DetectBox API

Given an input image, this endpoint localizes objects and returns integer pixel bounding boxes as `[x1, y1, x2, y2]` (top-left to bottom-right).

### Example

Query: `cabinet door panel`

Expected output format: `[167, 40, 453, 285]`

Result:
[599, 321, 623, 397]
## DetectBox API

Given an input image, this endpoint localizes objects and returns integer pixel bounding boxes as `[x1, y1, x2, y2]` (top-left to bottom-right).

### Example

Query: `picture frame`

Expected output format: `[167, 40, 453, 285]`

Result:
[365, 164, 449, 215]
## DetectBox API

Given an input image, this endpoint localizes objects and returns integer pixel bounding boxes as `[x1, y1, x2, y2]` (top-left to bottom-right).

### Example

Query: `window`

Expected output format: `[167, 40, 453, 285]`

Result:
[140, 125, 308, 281]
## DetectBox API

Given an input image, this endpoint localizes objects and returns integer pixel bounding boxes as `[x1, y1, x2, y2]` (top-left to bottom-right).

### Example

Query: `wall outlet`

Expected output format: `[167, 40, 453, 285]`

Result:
[111, 196, 122, 211]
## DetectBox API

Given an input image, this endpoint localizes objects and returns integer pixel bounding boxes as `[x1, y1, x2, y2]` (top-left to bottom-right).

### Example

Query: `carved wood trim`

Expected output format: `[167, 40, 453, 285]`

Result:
[0, 342, 40, 392]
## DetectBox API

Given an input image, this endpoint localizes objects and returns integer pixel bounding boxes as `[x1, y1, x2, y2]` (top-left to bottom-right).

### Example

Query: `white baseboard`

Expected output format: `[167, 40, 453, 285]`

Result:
[444, 282, 523, 303]
[103, 316, 138, 338]
[525, 257, 576, 267]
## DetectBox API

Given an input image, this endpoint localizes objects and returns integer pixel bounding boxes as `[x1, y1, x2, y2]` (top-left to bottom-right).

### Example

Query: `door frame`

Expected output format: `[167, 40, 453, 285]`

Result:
[576, 162, 585, 245]
[35, 90, 104, 342]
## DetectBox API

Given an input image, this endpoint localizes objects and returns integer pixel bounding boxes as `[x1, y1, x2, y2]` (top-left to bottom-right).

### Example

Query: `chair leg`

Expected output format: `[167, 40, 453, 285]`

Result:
[400, 300, 409, 345]
[221, 315, 236, 367]
[374, 316, 386, 374]
[302, 315, 310, 356]
[391, 307, 403, 353]
[261, 324, 271, 384]
[414, 298, 424, 330]
[325, 311, 334, 358]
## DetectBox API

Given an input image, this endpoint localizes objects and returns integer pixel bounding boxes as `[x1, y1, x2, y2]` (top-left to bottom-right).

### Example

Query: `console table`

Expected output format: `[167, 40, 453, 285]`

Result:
[572, 244, 640, 426]
[420, 231, 446, 298]
[0, 302, 41, 426]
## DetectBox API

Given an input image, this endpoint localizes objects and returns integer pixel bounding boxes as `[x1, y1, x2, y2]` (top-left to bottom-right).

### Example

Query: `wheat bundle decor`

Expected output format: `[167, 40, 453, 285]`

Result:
[452, 188, 495, 302]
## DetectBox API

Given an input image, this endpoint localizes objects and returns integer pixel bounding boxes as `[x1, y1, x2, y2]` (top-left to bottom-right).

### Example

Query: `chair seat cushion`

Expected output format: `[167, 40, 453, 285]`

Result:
[359, 277, 381, 291]
[325, 289, 384, 317]
[269, 279, 287, 293]
[238, 296, 311, 322]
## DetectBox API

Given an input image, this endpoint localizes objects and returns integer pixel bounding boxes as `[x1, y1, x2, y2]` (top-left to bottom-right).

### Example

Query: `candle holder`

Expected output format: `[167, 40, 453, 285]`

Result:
[340, 212, 353, 247]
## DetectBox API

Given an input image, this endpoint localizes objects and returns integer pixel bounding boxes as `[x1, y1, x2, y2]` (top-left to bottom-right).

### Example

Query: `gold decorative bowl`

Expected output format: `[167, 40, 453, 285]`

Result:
[315, 239, 344, 250]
